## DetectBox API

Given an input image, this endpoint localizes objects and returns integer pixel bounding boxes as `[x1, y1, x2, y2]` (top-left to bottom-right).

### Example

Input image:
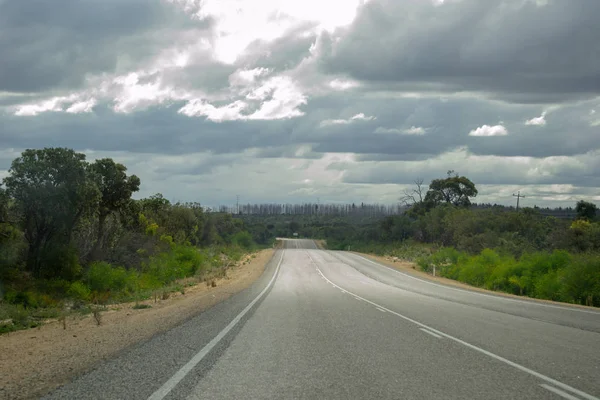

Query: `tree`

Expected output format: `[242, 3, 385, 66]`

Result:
[0, 186, 8, 223]
[88, 159, 140, 260]
[575, 200, 597, 221]
[3, 148, 99, 276]
[400, 178, 425, 206]
[424, 170, 478, 207]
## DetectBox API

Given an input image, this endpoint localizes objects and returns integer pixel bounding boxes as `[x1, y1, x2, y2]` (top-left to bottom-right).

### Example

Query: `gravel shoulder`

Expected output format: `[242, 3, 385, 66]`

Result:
[0, 249, 274, 400]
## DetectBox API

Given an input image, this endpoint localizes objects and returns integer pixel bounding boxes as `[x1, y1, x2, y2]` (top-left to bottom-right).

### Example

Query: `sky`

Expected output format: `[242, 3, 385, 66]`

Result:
[1, 0, 599, 209]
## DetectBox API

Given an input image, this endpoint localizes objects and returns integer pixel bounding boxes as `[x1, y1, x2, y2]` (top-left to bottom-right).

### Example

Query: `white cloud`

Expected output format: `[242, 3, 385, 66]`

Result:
[351, 113, 374, 121]
[169, 0, 364, 64]
[246, 76, 307, 120]
[229, 68, 271, 87]
[374, 126, 426, 135]
[469, 124, 508, 137]
[329, 78, 360, 91]
[14, 97, 67, 116]
[178, 99, 248, 121]
[66, 98, 97, 114]
[112, 73, 188, 113]
[320, 112, 375, 127]
[179, 76, 306, 121]
[404, 126, 426, 135]
[13, 94, 93, 116]
[525, 111, 547, 126]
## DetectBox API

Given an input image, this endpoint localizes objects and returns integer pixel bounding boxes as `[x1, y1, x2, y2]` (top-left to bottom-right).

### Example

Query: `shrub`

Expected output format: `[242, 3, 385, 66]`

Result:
[534, 270, 564, 301]
[67, 281, 91, 301]
[231, 231, 254, 250]
[86, 261, 137, 294]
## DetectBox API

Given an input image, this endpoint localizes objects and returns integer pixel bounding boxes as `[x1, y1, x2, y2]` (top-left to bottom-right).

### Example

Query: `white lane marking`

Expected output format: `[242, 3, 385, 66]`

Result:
[304, 251, 599, 400]
[345, 253, 600, 315]
[376, 307, 386, 313]
[353, 296, 361, 301]
[540, 384, 583, 400]
[419, 328, 442, 339]
[147, 250, 285, 400]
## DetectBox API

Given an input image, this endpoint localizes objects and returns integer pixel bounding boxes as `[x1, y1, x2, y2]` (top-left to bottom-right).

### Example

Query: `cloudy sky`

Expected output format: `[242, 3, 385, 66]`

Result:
[1, 0, 599, 208]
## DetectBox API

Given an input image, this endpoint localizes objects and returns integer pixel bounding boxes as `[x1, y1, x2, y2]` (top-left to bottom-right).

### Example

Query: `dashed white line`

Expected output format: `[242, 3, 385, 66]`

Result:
[304, 250, 598, 400]
[419, 328, 442, 339]
[147, 250, 285, 400]
[540, 384, 583, 400]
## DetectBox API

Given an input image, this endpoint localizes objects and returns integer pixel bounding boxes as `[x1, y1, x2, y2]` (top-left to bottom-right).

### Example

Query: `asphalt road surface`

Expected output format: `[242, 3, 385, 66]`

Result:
[45, 239, 600, 400]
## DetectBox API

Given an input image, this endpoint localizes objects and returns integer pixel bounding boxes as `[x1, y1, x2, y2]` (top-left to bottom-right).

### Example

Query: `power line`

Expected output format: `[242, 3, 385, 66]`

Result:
[513, 191, 525, 211]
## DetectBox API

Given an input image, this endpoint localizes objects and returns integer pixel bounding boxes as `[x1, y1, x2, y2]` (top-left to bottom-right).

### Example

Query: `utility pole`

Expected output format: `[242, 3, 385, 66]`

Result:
[513, 191, 525, 211]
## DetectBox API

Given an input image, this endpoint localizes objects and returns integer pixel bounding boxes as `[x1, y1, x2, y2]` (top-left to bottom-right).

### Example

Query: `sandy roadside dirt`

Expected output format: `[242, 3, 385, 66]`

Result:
[357, 252, 597, 310]
[0, 249, 274, 400]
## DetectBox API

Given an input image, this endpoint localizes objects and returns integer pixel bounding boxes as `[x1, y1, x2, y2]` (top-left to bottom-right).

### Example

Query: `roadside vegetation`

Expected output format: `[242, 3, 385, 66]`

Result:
[240, 171, 600, 307]
[0, 148, 269, 334]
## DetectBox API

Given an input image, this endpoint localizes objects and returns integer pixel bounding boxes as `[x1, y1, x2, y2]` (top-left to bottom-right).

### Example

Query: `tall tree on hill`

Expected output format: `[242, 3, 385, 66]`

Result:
[424, 170, 478, 208]
[3, 148, 99, 276]
[88, 158, 140, 260]
[575, 200, 598, 221]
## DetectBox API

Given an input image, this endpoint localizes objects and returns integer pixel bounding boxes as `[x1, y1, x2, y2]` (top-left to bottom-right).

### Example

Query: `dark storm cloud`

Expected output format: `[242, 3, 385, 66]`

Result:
[0, 104, 298, 155]
[2, 93, 598, 163]
[0, 0, 208, 93]
[323, 0, 600, 103]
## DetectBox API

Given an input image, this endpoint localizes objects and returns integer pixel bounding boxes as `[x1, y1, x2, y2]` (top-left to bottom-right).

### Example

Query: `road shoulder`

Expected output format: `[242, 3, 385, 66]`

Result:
[0, 249, 275, 400]
[354, 251, 598, 311]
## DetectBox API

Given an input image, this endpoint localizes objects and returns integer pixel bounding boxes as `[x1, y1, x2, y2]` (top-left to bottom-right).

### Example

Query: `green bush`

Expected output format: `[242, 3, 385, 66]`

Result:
[86, 261, 137, 294]
[534, 270, 564, 301]
[144, 244, 206, 285]
[231, 231, 254, 250]
[67, 281, 91, 301]
[560, 254, 600, 306]
[8, 291, 39, 308]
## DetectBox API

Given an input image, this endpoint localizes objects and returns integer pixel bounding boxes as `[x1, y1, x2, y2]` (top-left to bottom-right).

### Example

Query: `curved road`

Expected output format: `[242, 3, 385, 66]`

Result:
[46, 239, 600, 399]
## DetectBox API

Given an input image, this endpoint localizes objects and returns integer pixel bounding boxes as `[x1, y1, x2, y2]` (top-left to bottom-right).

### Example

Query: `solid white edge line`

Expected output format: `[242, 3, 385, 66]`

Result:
[376, 307, 386, 313]
[304, 250, 599, 400]
[540, 384, 583, 400]
[419, 328, 442, 339]
[147, 250, 285, 400]
[343, 252, 600, 315]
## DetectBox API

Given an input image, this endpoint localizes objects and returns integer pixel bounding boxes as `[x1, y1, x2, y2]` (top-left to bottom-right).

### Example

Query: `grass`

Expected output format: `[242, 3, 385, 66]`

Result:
[0, 244, 260, 334]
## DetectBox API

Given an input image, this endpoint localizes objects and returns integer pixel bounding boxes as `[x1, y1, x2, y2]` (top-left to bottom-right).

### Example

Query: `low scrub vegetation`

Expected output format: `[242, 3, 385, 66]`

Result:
[417, 248, 600, 306]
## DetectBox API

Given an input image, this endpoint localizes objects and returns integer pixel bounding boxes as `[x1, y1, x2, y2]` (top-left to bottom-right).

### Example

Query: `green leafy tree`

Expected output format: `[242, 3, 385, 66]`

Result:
[575, 200, 597, 221]
[424, 170, 478, 207]
[3, 148, 99, 276]
[88, 159, 140, 260]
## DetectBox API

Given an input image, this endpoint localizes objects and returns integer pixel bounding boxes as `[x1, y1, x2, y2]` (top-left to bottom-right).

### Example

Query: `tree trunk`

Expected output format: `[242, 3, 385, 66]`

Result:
[89, 213, 108, 261]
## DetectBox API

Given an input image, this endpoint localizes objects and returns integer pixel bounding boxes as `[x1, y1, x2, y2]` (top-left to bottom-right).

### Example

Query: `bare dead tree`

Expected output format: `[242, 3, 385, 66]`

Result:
[400, 178, 425, 206]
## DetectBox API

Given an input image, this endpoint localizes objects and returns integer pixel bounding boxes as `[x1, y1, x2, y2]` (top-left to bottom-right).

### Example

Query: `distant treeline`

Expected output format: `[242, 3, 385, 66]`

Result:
[216, 203, 406, 216]
[216, 202, 578, 219]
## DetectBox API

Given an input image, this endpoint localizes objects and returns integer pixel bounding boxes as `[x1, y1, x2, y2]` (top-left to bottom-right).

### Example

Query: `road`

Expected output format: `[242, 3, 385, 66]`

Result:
[45, 239, 600, 400]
